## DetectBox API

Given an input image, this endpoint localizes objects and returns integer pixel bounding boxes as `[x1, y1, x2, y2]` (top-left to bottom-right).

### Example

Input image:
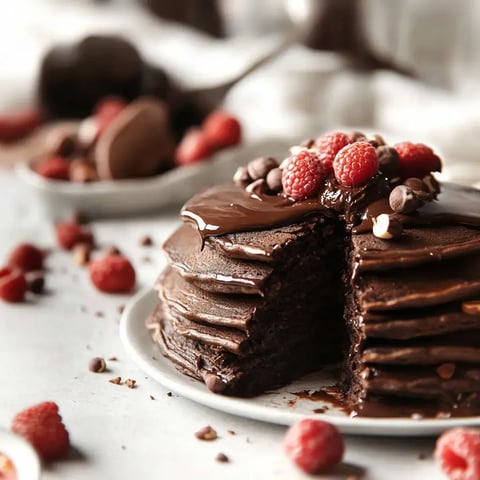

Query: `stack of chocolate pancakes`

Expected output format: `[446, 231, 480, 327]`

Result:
[147, 139, 480, 416]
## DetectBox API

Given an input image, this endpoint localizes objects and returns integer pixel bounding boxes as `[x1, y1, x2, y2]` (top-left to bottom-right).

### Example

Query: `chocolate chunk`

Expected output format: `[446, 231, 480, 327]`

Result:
[125, 378, 137, 389]
[109, 376, 122, 385]
[462, 300, 480, 314]
[245, 178, 267, 195]
[376, 146, 399, 178]
[215, 453, 229, 463]
[195, 426, 217, 441]
[233, 166, 250, 187]
[389, 185, 420, 214]
[436, 363, 456, 380]
[246, 157, 278, 181]
[372, 214, 403, 240]
[94, 98, 175, 180]
[265, 168, 283, 193]
[140, 235, 153, 247]
[89, 357, 106, 373]
[26, 271, 45, 294]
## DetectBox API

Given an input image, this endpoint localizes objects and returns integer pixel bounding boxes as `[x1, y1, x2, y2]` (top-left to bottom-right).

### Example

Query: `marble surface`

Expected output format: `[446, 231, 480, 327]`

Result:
[0, 169, 447, 480]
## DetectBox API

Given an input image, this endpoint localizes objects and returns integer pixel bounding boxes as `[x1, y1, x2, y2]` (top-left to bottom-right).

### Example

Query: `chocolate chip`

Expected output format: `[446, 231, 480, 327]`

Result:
[436, 363, 456, 380]
[215, 453, 229, 463]
[376, 146, 400, 178]
[195, 426, 217, 441]
[245, 178, 267, 195]
[462, 300, 480, 315]
[109, 376, 122, 385]
[372, 214, 403, 240]
[246, 157, 278, 181]
[265, 168, 283, 193]
[89, 357, 106, 373]
[167, 391, 172, 397]
[389, 185, 420, 214]
[140, 235, 153, 246]
[368, 134, 386, 147]
[233, 166, 250, 187]
[26, 271, 45, 294]
[150, 395, 155, 400]
[125, 378, 136, 389]
[348, 131, 367, 142]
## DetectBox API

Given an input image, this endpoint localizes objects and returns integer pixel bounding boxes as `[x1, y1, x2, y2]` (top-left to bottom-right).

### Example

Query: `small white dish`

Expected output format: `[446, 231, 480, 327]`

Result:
[0, 429, 41, 480]
[121, 289, 480, 437]
[15, 140, 291, 220]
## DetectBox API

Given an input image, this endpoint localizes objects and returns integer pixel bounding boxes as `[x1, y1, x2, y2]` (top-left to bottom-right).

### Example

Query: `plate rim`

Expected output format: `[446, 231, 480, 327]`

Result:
[120, 288, 480, 436]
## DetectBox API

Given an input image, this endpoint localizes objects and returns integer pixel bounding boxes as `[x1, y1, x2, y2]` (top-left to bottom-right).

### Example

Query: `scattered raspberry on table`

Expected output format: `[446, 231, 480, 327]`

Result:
[11, 401, 70, 461]
[89, 254, 136, 293]
[435, 427, 480, 480]
[7, 243, 44, 272]
[284, 418, 344, 473]
[55, 221, 94, 250]
[0, 267, 27, 303]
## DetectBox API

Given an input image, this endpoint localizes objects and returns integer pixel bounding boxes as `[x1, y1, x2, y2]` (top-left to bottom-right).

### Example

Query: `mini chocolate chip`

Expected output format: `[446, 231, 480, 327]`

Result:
[265, 168, 283, 193]
[376, 146, 400, 178]
[232, 166, 250, 187]
[436, 363, 456, 380]
[462, 300, 480, 314]
[348, 131, 367, 142]
[89, 357, 106, 373]
[245, 178, 267, 195]
[140, 235, 153, 246]
[26, 271, 45, 294]
[246, 157, 278, 181]
[215, 453, 229, 463]
[389, 185, 420, 214]
[368, 134, 386, 147]
[373, 214, 403, 240]
[195, 426, 217, 441]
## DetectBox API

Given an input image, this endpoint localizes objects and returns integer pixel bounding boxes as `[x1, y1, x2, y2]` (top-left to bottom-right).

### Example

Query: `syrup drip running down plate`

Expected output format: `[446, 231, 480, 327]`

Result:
[121, 289, 480, 437]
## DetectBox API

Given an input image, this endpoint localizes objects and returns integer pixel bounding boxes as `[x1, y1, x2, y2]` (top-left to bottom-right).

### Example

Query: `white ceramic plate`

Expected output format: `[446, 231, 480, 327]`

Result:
[121, 289, 480, 436]
[15, 140, 291, 220]
[0, 430, 41, 480]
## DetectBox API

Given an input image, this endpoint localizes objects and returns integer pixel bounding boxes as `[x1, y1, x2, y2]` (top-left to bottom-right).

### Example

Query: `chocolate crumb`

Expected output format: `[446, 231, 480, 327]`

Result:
[104, 245, 121, 256]
[195, 426, 217, 441]
[246, 437, 252, 444]
[117, 305, 125, 315]
[215, 453, 229, 463]
[436, 363, 456, 380]
[167, 392, 172, 397]
[125, 379, 137, 389]
[150, 395, 155, 400]
[95, 311, 105, 318]
[109, 376, 122, 385]
[86, 344, 92, 350]
[140, 235, 153, 246]
[121, 445, 126, 450]
[227, 430, 236, 435]
[141, 256, 152, 263]
[108, 356, 117, 361]
[418, 453, 427, 460]
[89, 357, 106, 373]
[26, 271, 45, 294]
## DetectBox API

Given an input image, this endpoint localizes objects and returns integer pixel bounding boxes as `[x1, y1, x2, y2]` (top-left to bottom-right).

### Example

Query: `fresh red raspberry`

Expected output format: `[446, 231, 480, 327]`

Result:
[89, 254, 136, 293]
[333, 142, 378, 187]
[94, 97, 126, 137]
[315, 132, 351, 171]
[35, 156, 70, 181]
[435, 428, 480, 480]
[7, 243, 44, 272]
[394, 142, 442, 179]
[11, 401, 70, 461]
[282, 150, 326, 200]
[284, 419, 344, 473]
[175, 128, 213, 166]
[0, 267, 27, 302]
[203, 111, 242, 149]
[0, 109, 42, 143]
[55, 222, 94, 250]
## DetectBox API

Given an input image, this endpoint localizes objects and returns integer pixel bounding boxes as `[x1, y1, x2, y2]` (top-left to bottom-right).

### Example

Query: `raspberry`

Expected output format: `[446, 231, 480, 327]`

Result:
[0, 267, 27, 303]
[89, 254, 136, 293]
[333, 142, 378, 187]
[175, 128, 213, 166]
[284, 419, 344, 473]
[282, 150, 326, 200]
[435, 428, 480, 480]
[394, 142, 442, 179]
[11, 401, 70, 462]
[203, 111, 242, 149]
[7, 243, 44, 272]
[55, 222, 94, 250]
[315, 132, 351, 171]
[0, 109, 42, 143]
[94, 97, 126, 137]
[35, 156, 70, 181]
